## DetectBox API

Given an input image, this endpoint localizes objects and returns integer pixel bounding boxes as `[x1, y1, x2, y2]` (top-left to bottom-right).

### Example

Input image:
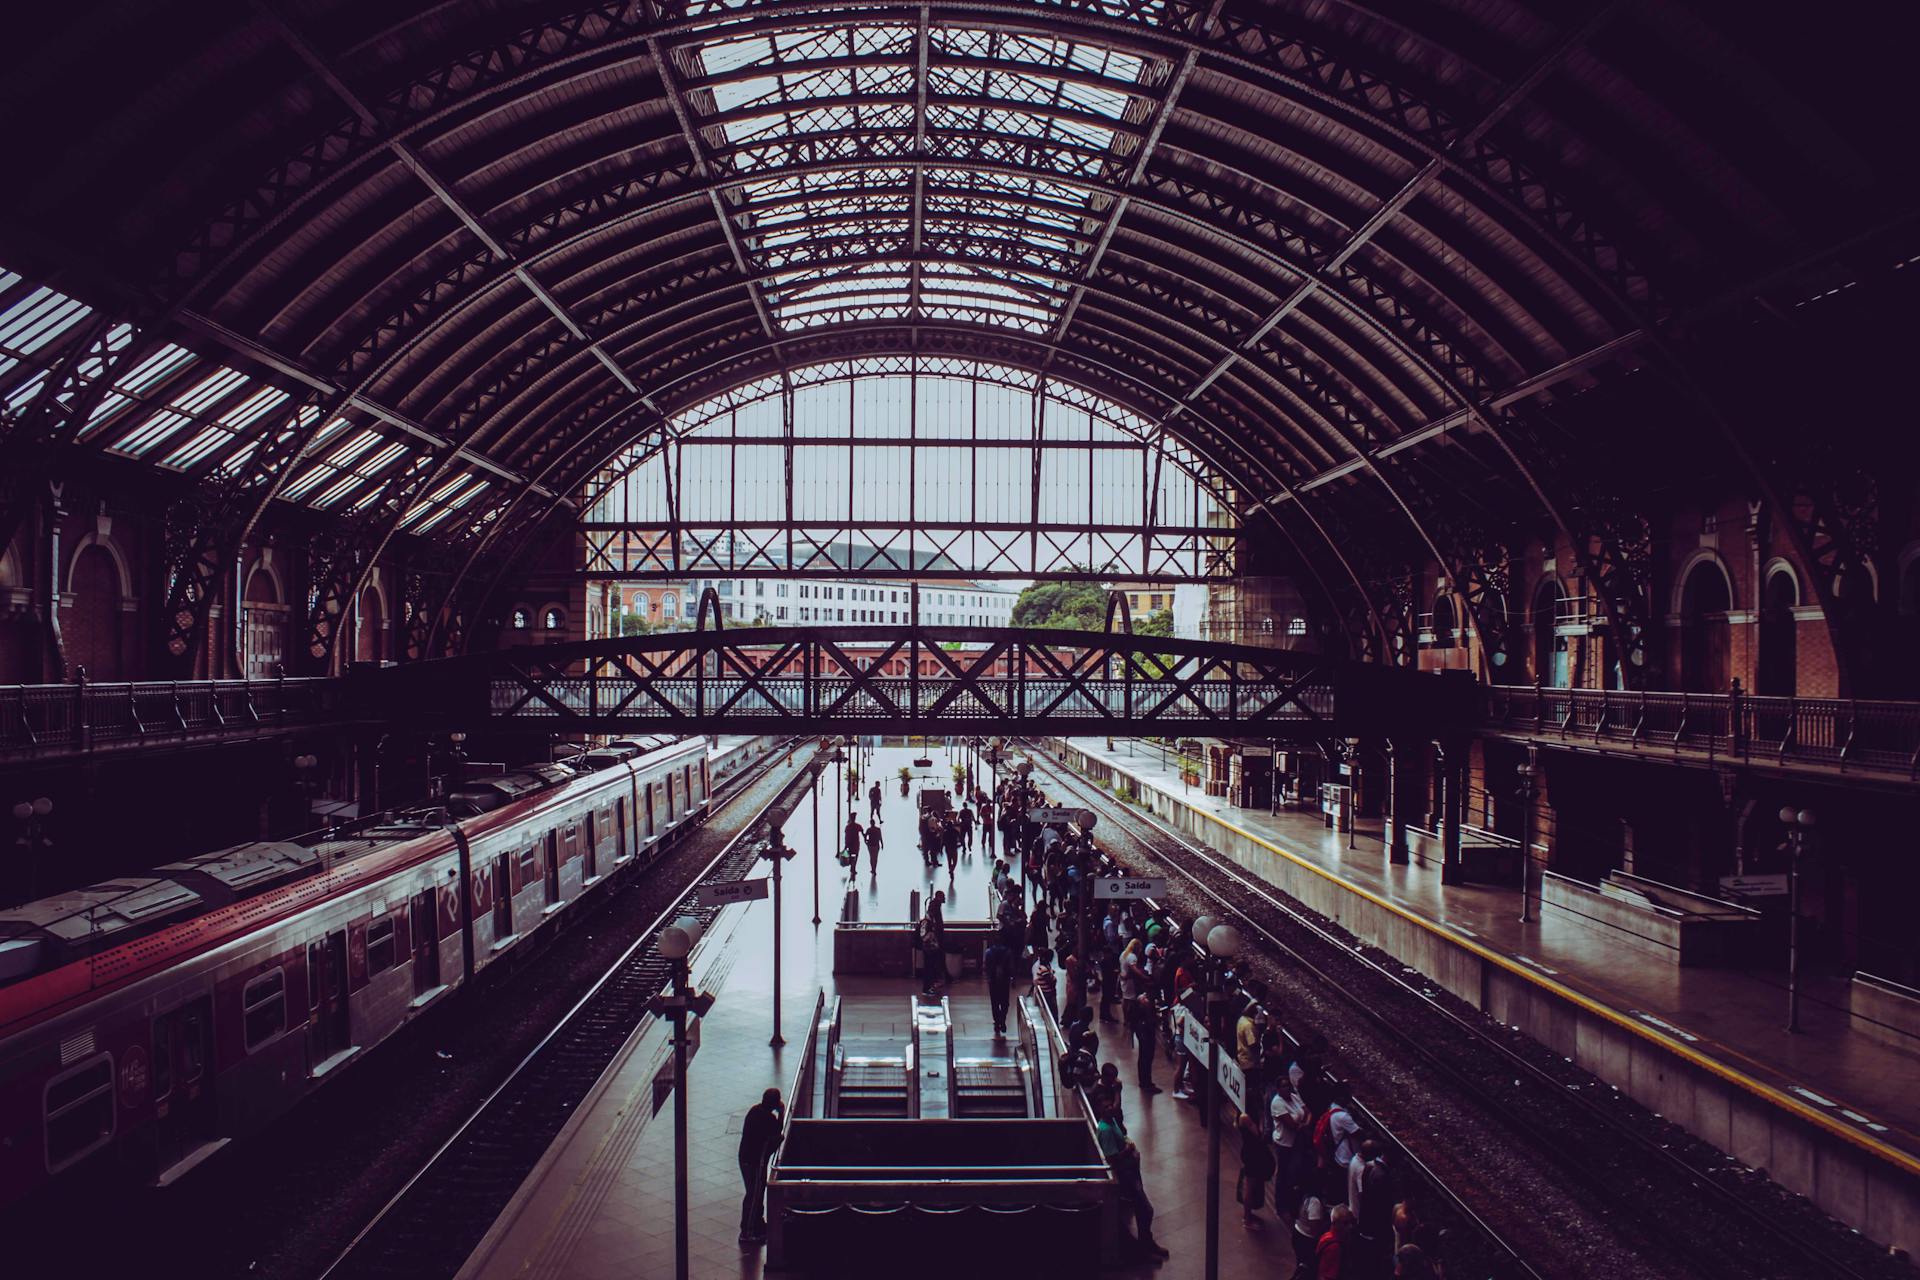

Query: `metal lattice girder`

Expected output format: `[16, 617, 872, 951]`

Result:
[420, 625, 1369, 737]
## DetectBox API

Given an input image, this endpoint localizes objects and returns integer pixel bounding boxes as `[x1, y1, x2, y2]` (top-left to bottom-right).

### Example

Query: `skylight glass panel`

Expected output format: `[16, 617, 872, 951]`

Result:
[109, 367, 248, 457]
[687, 17, 1154, 334]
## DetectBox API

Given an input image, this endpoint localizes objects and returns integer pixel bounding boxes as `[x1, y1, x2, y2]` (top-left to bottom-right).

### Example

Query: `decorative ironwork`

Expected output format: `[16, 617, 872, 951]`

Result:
[445, 626, 1345, 737]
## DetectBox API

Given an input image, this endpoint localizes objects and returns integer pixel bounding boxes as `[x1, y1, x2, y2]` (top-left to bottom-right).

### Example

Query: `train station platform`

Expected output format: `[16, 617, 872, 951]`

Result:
[454, 745, 1289, 1280]
[1054, 737, 1920, 1256]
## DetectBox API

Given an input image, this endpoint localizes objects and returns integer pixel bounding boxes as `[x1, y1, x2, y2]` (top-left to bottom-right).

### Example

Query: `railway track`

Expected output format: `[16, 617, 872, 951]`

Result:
[317, 742, 818, 1280]
[1024, 747, 1900, 1280]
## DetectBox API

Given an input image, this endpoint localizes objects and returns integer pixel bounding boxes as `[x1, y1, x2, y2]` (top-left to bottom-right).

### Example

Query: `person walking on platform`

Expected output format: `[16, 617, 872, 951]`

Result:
[864, 820, 883, 875]
[738, 1087, 784, 1244]
[957, 802, 976, 850]
[842, 812, 863, 875]
[944, 820, 962, 877]
[868, 780, 883, 824]
[978, 794, 995, 851]
[984, 937, 1014, 1035]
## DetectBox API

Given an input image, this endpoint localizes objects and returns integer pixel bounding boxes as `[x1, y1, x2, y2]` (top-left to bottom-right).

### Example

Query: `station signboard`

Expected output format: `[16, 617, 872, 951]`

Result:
[707, 878, 770, 904]
[1094, 876, 1167, 900]
[1717, 873, 1790, 898]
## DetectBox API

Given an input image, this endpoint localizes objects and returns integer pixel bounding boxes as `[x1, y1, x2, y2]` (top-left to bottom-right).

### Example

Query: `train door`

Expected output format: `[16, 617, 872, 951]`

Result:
[307, 933, 349, 1065]
[614, 798, 628, 861]
[645, 784, 656, 838]
[544, 830, 561, 905]
[492, 853, 513, 937]
[410, 889, 440, 993]
[152, 996, 214, 1173]
[666, 775, 676, 824]
[584, 812, 598, 880]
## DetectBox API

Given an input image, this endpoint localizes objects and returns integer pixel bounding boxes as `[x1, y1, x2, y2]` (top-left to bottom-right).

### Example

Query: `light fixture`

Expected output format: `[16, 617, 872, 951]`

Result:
[1205, 923, 1242, 960]
[450, 731, 468, 745]
[658, 914, 704, 960]
[1190, 914, 1216, 948]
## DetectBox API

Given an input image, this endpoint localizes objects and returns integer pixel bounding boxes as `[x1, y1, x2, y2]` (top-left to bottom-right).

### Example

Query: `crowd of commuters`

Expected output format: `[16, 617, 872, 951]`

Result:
[934, 762, 1450, 1279]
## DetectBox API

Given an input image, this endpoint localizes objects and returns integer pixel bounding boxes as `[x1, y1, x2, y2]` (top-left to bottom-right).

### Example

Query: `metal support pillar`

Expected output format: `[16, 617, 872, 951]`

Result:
[1439, 740, 1465, 885]
[1386, 739, 1410, 865]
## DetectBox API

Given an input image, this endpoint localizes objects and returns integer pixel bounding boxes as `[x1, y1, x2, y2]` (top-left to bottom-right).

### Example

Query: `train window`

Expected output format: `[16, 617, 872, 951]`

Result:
[44, 1054, 114, 1172]
[366, 918, 397, 976]
[308, 941, 324, 1008]
[518, 845, 539, 883]
[182, 1013, 205, 1081]
[243, 970, 288, 1052]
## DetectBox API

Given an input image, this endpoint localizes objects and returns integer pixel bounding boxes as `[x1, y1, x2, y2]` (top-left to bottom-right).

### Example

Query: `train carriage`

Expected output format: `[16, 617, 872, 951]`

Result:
[0, 734, 774, 1206]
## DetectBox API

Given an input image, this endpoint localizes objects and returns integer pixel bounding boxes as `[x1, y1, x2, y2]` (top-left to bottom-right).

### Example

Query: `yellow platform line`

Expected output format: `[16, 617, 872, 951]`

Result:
[1112, 765, 1920, 1179]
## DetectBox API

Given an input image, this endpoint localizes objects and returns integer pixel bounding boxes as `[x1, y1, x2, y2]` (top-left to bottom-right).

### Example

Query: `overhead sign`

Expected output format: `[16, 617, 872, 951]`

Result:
[1029, 807, 1097, 829]
[707, 878, 770, 905]
[1094, 876, 1167, 901]
[1718, 873, 1790, 898]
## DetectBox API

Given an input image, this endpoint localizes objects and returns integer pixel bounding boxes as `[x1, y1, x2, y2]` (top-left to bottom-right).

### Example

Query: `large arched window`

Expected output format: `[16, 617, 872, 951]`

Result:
[1678, 558, 1734, 693]
[583, 359, 1239, 585]
[1756, 567, 1798, 697]
[65, 543, 126, 679]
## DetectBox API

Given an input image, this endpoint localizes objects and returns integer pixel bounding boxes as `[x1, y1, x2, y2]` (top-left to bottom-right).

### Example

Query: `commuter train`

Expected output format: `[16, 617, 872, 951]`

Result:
[0, 734, 779, 1206]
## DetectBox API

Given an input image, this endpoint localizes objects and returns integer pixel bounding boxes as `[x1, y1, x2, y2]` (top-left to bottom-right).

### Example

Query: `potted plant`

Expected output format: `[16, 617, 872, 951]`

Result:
[898, 764, 913, 796]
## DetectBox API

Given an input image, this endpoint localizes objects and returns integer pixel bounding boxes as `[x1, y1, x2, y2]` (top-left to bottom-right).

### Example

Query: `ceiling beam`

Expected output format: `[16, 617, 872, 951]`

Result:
[176, 309, 560, 500]
[1051, 0, 1224, 348]
[1164, 0, 1625, 424]
[908, 6, 932, 324]
[253, 0, 648, 405]
[1247, 327, 1649, 508]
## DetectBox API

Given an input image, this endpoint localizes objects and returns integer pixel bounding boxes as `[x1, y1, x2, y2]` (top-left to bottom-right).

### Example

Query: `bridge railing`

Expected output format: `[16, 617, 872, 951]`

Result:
[1, 676, 341, 759]
[1484, 685, 1920, 777]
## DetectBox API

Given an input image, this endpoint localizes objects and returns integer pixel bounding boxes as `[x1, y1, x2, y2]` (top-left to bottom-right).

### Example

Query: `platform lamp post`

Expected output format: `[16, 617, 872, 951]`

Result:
[650, 916, 714, 1280]
[448, 731, 467, 790]
[1200, 920, 1242, 1280]
[1516, 755, 1541, 924]
[764, 822, 797, 1046]
[1780, 807, 1816, 1033]
[11, 796, 52, 904]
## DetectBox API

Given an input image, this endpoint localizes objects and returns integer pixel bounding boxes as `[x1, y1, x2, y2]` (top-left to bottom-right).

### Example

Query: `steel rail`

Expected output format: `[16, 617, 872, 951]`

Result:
[314, 738, 811, 1280]
[1022, 747, 1875, 1280]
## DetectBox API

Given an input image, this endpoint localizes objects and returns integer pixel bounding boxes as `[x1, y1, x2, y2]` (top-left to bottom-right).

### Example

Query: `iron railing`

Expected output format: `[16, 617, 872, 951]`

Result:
[1484, 685, 1920, 778]
[0, 675, 341, 759]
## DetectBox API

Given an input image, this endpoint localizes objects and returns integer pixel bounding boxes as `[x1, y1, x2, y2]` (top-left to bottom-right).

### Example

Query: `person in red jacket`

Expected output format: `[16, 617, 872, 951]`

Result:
[1317, 1204, 1355, 1278]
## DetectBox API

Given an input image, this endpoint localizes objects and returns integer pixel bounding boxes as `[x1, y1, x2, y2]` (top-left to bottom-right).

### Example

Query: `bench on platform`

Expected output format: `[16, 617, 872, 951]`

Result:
[1541, 869, 1762, 966]
[1851, 972, 1920, 1057]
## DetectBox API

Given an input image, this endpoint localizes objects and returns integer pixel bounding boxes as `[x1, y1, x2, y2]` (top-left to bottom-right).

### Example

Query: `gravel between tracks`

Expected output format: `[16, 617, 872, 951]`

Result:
[0, 748, 812, 1280]
[1027, 749, 1912, 1280]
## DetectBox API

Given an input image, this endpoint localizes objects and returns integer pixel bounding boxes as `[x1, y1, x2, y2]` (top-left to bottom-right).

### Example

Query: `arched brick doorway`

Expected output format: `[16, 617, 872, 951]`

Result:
[64, 544, 124, 679]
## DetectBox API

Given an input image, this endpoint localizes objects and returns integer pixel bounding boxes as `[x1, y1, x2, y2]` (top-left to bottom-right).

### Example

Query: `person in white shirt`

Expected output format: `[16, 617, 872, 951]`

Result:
[1268, 1077, 1309, 1214]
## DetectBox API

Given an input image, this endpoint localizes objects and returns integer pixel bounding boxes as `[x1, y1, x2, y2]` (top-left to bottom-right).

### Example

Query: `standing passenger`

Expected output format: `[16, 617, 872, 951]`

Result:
[737, 1088, 784, 1244]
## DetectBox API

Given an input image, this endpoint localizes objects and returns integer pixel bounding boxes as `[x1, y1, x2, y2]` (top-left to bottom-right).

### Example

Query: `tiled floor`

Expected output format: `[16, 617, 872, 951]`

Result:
[1064, 737, 1920, 1157]
[459, 745, 1285, 1280]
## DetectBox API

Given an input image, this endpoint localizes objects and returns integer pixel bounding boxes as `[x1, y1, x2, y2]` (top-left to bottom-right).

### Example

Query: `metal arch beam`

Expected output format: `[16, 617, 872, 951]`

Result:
[1050, 0, 1224, 350]
[638, 0, 787, 350]
[907, 5, 932, 322]
[437, 239, 1381, 464]
[307, 140, 1504, 449]
[252, 0, 659, 667]
[1142, 3, 1629, 677]
[170, 0, 1655, 362]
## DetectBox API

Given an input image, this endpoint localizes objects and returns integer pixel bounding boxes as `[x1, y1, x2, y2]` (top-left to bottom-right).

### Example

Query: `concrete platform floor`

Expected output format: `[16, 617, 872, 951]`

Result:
[1062, 737, 1920, 1158]
[458, 745, 1287, 1280]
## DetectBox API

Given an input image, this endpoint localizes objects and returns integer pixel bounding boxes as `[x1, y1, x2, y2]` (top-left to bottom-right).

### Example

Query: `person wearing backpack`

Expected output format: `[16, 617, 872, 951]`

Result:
[1315, 1090, 1361, 1205]
[984, 938, 1014, 1035]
